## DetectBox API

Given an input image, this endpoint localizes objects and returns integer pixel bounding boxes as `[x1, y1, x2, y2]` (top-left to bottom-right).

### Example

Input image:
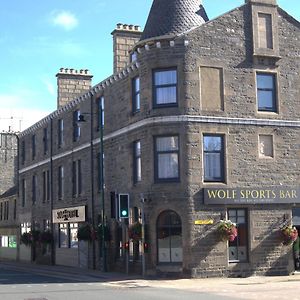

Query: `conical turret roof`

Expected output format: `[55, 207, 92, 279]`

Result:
[141, 0, 209, 41]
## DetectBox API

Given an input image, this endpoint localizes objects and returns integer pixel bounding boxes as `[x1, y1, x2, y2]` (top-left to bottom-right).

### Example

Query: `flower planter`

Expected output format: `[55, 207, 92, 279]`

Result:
[217, 220, 238, 242]
[281, 225, 298, 246]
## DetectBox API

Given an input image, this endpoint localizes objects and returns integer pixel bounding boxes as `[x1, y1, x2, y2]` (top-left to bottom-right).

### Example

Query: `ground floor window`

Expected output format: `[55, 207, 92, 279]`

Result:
[58, 223, 78, 248]
[157, 210, 182, 263]
[21, 223, 31, 234]
[0, 235, 17, 248]
[228, 209, 248, 263]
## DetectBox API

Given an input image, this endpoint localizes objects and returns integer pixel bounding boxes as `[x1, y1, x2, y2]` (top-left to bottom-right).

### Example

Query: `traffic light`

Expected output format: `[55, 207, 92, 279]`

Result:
[144, 242, 150, 253]
[124, 241, 129, 251]
[119, 194, 129, 218]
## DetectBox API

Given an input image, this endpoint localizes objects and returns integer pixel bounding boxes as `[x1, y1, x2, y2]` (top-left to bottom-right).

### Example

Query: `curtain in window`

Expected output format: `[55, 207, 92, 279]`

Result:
[204, 153, 221, 179]
[157, 137, 178, 179]
[155, 70, 177, 105]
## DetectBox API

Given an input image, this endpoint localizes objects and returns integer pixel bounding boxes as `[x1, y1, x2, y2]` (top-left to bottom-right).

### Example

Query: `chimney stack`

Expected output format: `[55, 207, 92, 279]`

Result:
[245, 0, 277, 5]
[111, 24, 142, 74]
[56, 68, 93, 109]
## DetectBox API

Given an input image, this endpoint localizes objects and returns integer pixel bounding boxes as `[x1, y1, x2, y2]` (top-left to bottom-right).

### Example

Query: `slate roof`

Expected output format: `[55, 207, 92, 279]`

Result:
[140, 0, 209, 41]
[0, 186, 17, 199]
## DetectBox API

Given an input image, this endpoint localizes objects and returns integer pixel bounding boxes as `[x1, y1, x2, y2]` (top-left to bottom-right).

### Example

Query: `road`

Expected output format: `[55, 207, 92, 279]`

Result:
[0, 265, 236, 300]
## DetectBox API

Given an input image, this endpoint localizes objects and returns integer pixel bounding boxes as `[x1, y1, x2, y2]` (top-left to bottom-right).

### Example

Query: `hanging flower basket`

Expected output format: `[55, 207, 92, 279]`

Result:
[217, 220, 238, 242]
[128, 222, 142, 241]
[31, 230, 41, 244]
[281, 225, 298, 245]
[20, 232, 33, 246]
[40, 230, 53, 244]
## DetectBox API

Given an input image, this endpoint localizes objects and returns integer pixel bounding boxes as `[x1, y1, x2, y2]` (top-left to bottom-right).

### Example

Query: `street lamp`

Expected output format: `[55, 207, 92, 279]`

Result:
[78, 97, 106, 272]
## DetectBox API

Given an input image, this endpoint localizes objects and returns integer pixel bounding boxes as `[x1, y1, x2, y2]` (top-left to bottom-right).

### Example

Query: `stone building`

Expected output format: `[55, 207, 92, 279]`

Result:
[17, 0, 300, 277]
[0, 132, 18, 260]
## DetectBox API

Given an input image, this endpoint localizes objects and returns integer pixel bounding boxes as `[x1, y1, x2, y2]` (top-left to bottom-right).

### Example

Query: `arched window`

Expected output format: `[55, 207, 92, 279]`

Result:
[157, 210, 182, 263]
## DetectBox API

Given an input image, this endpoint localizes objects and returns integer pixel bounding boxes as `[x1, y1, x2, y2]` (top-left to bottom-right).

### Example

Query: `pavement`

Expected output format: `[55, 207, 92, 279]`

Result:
[1, 260, 300, 300]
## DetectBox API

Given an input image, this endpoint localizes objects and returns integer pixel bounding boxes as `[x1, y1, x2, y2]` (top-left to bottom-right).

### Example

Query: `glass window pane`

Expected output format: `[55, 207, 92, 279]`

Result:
[59, 224, 68, 248]
[135, 141, 141, 156]
[257, 74, 274, 89]
[9, 236, 17, 248]
[204, 153, 221, 179]
[136, 157, 142, 181]
[156, 87, 177, 104]
[70, 229, 78, 248]
[135, 93, 140, 110]
[158, 233, 171, 262]
[155, 70, 177, 85]
[204, 136, 222, 151]
[135, 77, 140, 91]
[158, 153, 178, 178]
[1, 236, 9, 247]
[156, 137, 178, 151]
[237, 210, 245, 217]
[258, 90, 274, 109]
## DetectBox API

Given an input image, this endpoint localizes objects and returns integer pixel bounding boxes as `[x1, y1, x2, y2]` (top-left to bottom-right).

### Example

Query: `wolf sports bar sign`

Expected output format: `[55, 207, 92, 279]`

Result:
[204, 188, 300, 205]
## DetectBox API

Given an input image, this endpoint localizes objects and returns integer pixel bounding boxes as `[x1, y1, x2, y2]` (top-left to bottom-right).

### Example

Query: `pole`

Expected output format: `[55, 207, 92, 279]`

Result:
[100, 97, 107, 272]
[141, 196, 146, 277]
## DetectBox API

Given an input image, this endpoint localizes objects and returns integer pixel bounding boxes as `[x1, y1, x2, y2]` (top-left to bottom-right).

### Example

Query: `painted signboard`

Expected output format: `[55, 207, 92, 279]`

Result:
[52, 206, 86, 223]
[204, 188, 300, 205]
[194, 219, 214, 225]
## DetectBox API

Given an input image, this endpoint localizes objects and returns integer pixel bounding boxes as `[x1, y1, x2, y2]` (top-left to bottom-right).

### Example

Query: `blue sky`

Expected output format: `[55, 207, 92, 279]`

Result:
[0, 0, 299, 131]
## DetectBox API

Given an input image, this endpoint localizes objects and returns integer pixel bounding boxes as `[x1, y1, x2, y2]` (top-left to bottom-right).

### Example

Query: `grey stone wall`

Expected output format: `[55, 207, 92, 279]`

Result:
[0, 133, 17, 195]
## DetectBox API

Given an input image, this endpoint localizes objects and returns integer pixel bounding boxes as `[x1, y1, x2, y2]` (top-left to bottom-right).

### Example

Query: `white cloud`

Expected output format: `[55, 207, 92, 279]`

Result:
[42, 77, 56, 96]
[51, 11, 78, 31]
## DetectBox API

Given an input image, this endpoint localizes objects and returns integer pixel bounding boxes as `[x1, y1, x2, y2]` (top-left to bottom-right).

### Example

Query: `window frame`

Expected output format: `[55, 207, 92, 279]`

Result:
[31, 134, 36, 160]
[32, 175, 37, 205]
[132, 76, 141, 113]
[58, 223, 78, 248]
[73, 110, 81, 142]
[203, 134, 225, 183]
[256, 72, 277, 113]
[258, 134, 274, 159]
[97, 96, 104, 131]
[43, 127, 48, 155]
[58, 119, 64, 148]
[153, 68, 178, 108]
[21, 179, 26, 207]
[154, 135, 180, 182]
[21, 140, 26, 165]
[72, 160, 82, 197]
[227, 208, 249, 263]
[133, 140, 142, 183]
[58, 165, 64, 200]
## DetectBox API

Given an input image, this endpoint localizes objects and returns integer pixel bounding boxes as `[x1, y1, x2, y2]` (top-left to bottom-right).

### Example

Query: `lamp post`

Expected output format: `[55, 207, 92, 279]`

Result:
[79, 96, 106, 272]
[99, 98, 107, 272]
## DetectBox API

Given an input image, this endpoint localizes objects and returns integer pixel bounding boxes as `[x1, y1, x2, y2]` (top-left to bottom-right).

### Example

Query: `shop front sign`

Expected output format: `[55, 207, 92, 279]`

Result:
[52, 206, 86, 223]
[194, 219, 214, 225]
[204, 188, 300, 205]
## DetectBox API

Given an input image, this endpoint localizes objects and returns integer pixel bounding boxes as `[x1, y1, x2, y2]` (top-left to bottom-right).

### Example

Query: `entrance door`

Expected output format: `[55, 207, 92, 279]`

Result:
[157, 210, 182, 263]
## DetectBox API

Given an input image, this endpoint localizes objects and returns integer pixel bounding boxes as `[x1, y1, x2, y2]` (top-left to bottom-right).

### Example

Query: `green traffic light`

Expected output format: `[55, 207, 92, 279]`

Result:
[122, 210, 127, 217]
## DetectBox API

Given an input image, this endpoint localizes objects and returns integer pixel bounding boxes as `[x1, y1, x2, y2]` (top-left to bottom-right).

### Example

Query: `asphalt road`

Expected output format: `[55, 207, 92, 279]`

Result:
[0, 266, 238, 300]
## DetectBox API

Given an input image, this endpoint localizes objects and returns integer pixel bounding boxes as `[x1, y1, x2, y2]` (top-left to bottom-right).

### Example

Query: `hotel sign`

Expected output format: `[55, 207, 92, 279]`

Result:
[204, 188, 300, 205]
[52, 206, 86, 223]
